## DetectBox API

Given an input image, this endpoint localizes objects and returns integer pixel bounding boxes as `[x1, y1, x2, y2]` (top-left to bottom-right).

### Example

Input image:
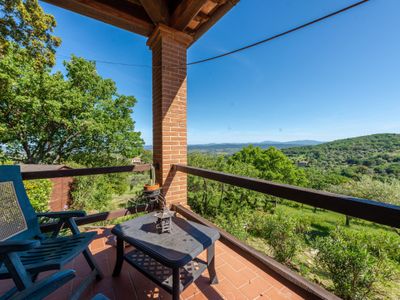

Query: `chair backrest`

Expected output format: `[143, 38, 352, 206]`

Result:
[0, 165, 41, 241]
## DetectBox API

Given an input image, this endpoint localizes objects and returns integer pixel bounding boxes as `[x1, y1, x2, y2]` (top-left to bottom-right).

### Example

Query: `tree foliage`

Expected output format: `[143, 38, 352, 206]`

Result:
[0, 0, 61, 68]
[23, 179, 52, 212]
[284, 133, 400, 180]
[0, 48, 143, 165]
[327, 176, 400, 206]
[231, 145, 308, 186]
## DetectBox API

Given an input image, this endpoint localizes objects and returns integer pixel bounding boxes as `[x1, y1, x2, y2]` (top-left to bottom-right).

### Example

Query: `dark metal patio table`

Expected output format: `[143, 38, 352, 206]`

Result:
[111, 213, 220, 300]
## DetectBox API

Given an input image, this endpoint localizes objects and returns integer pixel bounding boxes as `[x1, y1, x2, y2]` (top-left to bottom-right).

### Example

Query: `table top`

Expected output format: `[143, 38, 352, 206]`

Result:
[111, 213, 220, 267]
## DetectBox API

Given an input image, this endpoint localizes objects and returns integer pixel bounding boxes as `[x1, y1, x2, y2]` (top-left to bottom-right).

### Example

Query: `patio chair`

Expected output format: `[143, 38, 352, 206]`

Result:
[0, 165, 103, 299]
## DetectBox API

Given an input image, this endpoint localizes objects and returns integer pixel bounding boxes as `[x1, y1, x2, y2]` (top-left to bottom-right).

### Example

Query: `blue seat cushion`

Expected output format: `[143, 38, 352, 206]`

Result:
[0, 232, 96, 279]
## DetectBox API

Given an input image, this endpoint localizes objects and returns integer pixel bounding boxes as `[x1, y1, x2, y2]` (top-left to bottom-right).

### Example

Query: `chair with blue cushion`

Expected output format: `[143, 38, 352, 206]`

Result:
[0, 165, 103, 300]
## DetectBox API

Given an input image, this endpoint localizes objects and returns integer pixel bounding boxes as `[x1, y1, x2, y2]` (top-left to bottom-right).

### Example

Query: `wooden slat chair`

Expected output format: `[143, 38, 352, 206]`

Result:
[0, 165, 103, 300]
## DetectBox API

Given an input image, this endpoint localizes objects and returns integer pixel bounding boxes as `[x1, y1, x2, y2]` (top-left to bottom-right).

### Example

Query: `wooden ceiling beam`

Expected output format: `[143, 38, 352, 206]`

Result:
[170, 0, 207, 31]
[194, 11, 210, 23]
[193, 0, 239, 43]
[138, 0, 169, 25]
[43, 0, 154, 36]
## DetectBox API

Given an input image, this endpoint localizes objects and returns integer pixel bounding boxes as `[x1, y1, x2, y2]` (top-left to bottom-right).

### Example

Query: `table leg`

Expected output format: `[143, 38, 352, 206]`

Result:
[172, 267, 180, 300]
[112, 237, 124, 277]
[207, 243, 218, 284]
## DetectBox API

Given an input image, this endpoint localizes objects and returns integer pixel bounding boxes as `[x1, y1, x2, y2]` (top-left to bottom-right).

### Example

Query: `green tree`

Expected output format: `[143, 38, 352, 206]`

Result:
[0, 0, 61, 68]
[0, 48, 143, 165]
[231, 146, 308, 186]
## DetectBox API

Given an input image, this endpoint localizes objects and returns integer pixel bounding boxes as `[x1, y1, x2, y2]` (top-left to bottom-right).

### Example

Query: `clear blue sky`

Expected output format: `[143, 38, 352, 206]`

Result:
[41, 0, 400, 145]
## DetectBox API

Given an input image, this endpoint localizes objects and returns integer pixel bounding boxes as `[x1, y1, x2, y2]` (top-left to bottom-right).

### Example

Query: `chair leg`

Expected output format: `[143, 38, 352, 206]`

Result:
[82, 248, 103, 280]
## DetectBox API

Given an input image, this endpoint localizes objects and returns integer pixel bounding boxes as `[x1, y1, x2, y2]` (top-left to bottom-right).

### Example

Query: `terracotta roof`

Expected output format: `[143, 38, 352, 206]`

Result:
[19, 164, 71, 172]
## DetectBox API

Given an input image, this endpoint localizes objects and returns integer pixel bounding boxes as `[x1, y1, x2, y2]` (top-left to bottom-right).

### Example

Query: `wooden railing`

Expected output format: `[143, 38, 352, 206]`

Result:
[22, 164, 152, 180]
[21, 164, 154, 232]
[23, 162, 395, 299]
[174, 164, 400, 228]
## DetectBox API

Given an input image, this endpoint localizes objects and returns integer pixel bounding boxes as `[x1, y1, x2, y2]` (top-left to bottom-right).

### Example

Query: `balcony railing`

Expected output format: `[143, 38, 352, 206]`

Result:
[174, 164, 400, 228]
[22, 164, 154, 233]
[20, 163, 400, 300]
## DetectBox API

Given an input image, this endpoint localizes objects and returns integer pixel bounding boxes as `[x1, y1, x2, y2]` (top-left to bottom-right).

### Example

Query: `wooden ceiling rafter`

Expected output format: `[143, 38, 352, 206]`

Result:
[43, 0, 239, 45]
[170, 0, 208, 31]
[43, 0, 154, 36]
[138, 0, 170, 25]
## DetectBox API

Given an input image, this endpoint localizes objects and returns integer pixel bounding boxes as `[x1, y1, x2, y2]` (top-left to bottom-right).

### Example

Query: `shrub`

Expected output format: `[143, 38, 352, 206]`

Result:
[23, 179, 52, 212]
[262, 213, 307, 264]
[214, 210, 252, 241]
[314, 228, 394, 300]
[359, 230, 400, 264]
[327, 176, 400, 206]
[70, 175, 114, 212]
[68, 161, 130, 212]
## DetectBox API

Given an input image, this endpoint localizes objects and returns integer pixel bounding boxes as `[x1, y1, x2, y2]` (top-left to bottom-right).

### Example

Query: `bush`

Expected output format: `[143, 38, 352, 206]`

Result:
[314, 228, 394, 300]
[214, 210, 252, 241]
[68, 161, 130, 212]
[262, 213, 308, 264]
[327, 176, 400, 206]
[70, 175, 115, 212]
[24, 179, 52, 212]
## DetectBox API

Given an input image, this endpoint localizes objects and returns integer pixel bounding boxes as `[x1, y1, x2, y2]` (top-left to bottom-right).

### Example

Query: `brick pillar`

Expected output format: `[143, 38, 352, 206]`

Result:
[147, 25, 192, 206]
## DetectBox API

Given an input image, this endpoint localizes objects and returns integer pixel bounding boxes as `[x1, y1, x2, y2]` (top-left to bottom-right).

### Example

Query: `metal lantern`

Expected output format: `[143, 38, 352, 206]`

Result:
[153, 192, 174, 234]
[155, 208, 174, 234]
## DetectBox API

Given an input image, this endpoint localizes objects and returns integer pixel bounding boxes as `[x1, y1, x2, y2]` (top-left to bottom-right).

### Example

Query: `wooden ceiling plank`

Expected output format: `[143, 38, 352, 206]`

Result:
[193, 0, 239, 43]
[139, 0, 169, 25]
[170, 0, 208, 31]
[43, 0, 154, 36]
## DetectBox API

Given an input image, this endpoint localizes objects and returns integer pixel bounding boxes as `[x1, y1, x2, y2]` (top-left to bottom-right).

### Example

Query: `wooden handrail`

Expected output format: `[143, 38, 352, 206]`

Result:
[22, 164, 152, 180]
[174, 164, 400, 228]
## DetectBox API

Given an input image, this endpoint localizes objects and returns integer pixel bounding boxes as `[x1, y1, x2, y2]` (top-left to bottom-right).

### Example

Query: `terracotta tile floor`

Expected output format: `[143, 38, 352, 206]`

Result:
[0, 228, 305, 300]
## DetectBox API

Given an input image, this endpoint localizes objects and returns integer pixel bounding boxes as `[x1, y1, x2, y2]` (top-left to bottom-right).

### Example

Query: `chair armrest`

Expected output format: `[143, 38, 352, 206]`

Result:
[11, 270, 76, 300]
[0, 240, 40, 254]
[37, 211, 86, 237]
[36, 211, 86, 219]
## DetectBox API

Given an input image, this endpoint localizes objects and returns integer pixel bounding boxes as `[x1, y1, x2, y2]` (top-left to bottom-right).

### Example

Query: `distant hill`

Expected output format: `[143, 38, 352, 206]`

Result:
[144, 140, 323, 153]
[283, 133, 400, 178]
[187, 140, 323, 154]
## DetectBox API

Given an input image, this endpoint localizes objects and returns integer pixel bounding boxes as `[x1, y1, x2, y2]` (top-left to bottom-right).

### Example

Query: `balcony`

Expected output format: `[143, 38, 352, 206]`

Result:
[2, 2, 399, 299]
[0, 228, 306, 300]
[2, 165, 398, 300]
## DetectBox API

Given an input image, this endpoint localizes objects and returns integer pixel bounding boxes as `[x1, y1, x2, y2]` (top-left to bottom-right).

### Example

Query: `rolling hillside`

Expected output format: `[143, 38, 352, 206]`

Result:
[283, 133, 400, 178]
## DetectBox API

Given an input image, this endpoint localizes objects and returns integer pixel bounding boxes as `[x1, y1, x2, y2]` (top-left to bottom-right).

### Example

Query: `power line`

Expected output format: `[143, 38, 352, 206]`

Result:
[57, 54, 152, 68]
[188, 0, 370, 65]
[58, 0, 370, 69]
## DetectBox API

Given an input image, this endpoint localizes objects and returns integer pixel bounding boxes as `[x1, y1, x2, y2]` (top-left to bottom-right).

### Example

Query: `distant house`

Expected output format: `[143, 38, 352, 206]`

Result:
[297, 161, 309, 167]
[131, 156, 142, 164]
[20, 164, 73, 211]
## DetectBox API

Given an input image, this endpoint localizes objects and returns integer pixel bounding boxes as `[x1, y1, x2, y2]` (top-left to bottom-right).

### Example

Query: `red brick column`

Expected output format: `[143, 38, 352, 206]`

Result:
[147, 25, 192, 206]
